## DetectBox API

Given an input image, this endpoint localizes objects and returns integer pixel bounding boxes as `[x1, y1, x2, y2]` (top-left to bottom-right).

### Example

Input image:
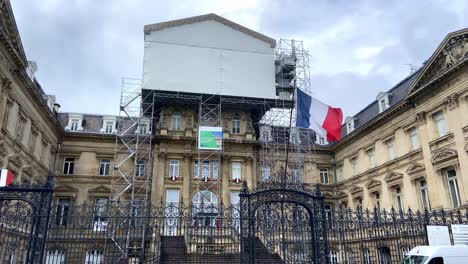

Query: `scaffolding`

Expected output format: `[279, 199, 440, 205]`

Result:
[109, 77, 155, 262]
[257, 39, 316, 190]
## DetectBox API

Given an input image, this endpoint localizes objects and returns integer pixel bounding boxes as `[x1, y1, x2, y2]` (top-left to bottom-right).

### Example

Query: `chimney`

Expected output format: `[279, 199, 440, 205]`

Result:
[53, 103, 61, 113]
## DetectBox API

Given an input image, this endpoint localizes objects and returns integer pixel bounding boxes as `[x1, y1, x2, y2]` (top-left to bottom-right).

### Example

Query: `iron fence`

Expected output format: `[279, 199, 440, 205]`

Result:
[2, 193, 468, 263]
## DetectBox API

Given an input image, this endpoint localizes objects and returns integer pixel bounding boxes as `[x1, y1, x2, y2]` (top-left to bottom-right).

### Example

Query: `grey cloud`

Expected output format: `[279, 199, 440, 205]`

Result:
[10, 0, 468, 117]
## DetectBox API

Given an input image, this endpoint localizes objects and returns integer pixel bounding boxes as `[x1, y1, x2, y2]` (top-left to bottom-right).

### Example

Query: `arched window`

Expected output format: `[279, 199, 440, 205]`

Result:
[346, 248, 355, 264]
[85, 249, 103, 264]
[192, 190, 219, 227]
[232, 114, 240, 134]
[172, 112, 181, 130]
[192, 190, 218, 207]
[329, 250, 339, 264]
[378, 246, 391, 264]
[363, 247, 371, 264]
[45, 249, 65, 264]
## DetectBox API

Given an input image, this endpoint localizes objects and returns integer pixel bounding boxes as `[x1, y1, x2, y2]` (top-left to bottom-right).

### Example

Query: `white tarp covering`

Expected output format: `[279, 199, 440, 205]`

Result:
[143, 20, 276, 99]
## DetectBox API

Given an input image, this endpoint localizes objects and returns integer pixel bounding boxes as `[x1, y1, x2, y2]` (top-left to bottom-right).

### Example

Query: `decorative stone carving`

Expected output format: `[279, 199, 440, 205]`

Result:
[415, 111, 426, 125]
[384, 171, 404, 187]
[246, 117, 254, 134]
[410, 34, 468, 94]
[366, 179, 382, 193]
[444, 93, 459, 109]
[431, 148, 457, 164]
[465, 142, 468, 152]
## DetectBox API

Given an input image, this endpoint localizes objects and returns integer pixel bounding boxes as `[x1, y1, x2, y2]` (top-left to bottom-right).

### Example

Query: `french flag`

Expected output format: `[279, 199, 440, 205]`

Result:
[0, 169, 14, 187]
[296, 88, 343, 141]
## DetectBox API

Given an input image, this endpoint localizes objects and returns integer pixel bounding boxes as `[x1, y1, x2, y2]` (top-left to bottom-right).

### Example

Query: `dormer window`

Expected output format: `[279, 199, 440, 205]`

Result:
[289, 127, 301, 144]
[65, 113, 83, 132]
[345, 117, 355, 134]
[136, 118, 151, 135]
[100, 116, 116, 134]
[376, 92, 391, 113]
[259, 125, 272, 142]
[316, 134, 328, 145]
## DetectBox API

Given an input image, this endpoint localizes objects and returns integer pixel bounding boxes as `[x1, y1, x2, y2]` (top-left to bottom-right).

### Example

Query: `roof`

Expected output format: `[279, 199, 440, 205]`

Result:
[144, 13, 276, 48]
[340, 69, 420, 139]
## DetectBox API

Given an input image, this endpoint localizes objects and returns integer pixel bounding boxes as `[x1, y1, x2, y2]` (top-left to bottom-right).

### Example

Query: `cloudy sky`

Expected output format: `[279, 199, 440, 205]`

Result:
[11, 0, 468, 117]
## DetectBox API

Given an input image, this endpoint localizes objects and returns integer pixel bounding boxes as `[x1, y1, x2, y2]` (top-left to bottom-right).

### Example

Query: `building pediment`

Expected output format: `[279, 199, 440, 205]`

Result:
[431, 148, 457, 164]
[406, 163, 426, 181]
[366, 179, 382, 193]
[55, 184, 80, 193]
[88, 185, 111, 196]
[349, 185, 363, 197]
[384, 171, 404, 187]
[407, 29, 468, 97]
[337, 191, 349, 199]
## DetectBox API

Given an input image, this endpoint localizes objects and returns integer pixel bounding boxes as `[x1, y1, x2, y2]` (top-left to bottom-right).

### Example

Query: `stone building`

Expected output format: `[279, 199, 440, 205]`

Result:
[0, 3, 467, 214]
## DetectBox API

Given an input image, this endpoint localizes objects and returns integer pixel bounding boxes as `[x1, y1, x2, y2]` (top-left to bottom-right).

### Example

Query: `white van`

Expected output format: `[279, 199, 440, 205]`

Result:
[401, 246, 468, 264]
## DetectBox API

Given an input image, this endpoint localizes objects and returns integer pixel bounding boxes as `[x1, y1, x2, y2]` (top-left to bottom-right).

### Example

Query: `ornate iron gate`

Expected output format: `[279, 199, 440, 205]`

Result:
[240, 182, 329, 264]
[0, 177, 53, 264]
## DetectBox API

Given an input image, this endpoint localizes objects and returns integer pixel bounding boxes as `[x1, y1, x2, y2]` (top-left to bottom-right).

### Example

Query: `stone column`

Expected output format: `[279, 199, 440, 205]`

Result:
[182, 154, 191, 205]
[222, 156, 230, 206]
[152, 153, 166, 204]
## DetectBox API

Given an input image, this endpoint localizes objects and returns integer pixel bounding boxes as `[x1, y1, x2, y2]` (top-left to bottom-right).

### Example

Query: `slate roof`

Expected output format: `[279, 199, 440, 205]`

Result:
[58, 113, 137, 135]
[340, 69, 421, 139]
[144, 13, 276, 48]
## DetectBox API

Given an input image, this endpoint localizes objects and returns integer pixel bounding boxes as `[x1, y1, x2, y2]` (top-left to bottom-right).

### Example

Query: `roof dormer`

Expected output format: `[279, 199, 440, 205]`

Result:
[65, 113, 84, 132]
[376, 92, 391, 113]
[135, 117, 151, 135]
[345, 116, 356, 134]
[100, 116, 117, 134]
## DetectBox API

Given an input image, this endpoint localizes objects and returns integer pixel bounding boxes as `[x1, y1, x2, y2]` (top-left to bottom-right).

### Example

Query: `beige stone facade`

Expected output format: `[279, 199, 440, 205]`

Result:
[1, 3, 467, 214]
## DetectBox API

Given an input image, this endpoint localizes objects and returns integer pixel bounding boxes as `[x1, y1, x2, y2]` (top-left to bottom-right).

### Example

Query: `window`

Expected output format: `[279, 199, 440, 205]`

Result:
[346, 249, 355, 264]
[428, 257, 444, 264]
[85, 249, 103, 264]
[45, 249, 65, 264]
[320, 168, 329, 184]
[104, 121, 114, 133]
[387, 140, 396, 160]
[135, 160, 145, 177]
[63, 158, 75, 175]
[41, 141, 48, 162]
[409, 127, 420, 150]
[324, 204, 333, 224]
[329, 250, 339, 263]
[434, 111, 447, 137]
[375, 192, 381, 209]
[259, 126, 272, 142]
[379, 247, 392, 264]
[363, 248, 371, 264]
[93, 198, 108, 231]
[290, 127, 300, 144]
[447, 169, 461, 208]
[99, 159, 111, 176]
[231, 191, 240, 205]
[169, 160, 179, 178]
[420, 180, 430, 210]
[379, 98, 389, 112]
[261, 165, 271, 181]
[56, 198, 70, 226]
[166, 189, 180, 204]
[202, 160, 210, 178]
[351, 158, 358, 175]
[291, 166, 302, 182]
[194, 160, 199, 177]
[368, 148, 376, 169]
[70, 119, 79, 131]
[377, 93, 390, 113]
[3, 100, 12, 128]
[30, 129, 38, 152]
[172, 112, 181, 130]
[192, 190, 218, 207]
[139, 123, 148, 135]
[232, 114, 240, 134]
[212, 160, 219, 178]
[16, 115, 26, 140]
[355, 198, 362, 210]
[396, 187, 404, 212]
[232, 162, 241, 180]
[346, 117, 355, 134]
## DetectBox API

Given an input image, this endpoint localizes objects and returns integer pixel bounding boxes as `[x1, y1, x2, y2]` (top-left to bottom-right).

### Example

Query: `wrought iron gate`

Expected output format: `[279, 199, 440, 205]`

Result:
[240, 182, 329, 264]
[0, 177, 54, 264]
